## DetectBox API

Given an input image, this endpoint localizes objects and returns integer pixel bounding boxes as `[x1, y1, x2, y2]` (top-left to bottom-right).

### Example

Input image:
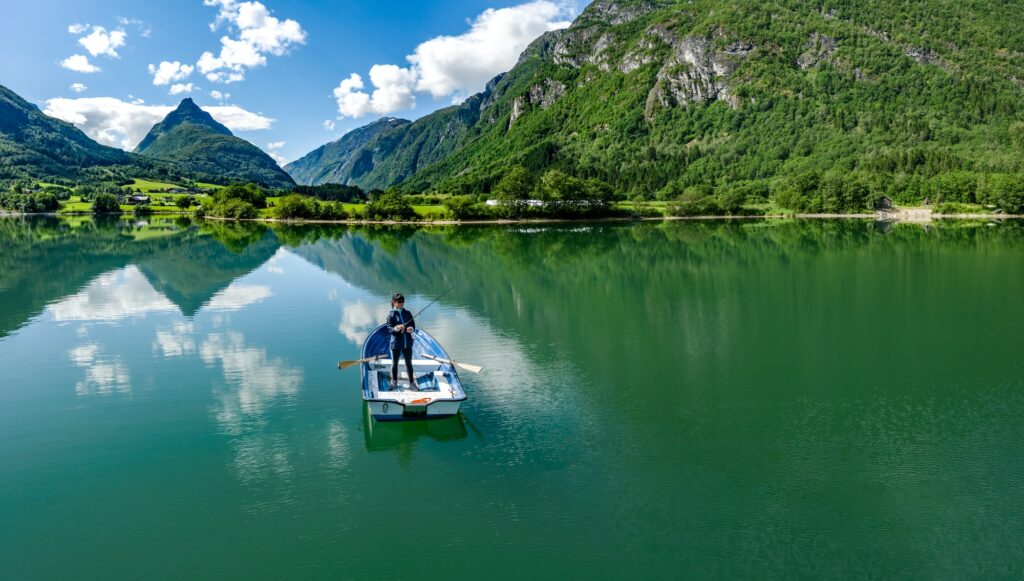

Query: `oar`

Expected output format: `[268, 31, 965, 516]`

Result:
[423, 353, 483, 374]
[338, 354, 383, 370]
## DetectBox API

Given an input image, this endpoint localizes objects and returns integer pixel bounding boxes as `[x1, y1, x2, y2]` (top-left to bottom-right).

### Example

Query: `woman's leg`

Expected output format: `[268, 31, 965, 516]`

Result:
[403, 347, 415, 387]
[391, 348, 400, 383]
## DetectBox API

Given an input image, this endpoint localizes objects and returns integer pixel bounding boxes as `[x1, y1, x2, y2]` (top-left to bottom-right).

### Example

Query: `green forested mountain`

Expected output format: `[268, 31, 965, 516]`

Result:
[135, 98, 295, 189]
[290, 0, 1024, 204]
[0, 84, 166, 182]
[285, 117, 410, 185]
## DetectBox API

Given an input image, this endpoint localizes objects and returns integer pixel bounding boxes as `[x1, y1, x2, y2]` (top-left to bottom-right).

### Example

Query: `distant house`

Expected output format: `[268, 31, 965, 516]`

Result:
[126, 194, 151, 205]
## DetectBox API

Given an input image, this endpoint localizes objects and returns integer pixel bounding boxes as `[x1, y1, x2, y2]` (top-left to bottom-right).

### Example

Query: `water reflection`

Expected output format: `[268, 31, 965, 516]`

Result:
[362, 404, 468, 456]
[199, 331, 303, 435]
[204, 283, 272, 312]
[68, 343, 131, 396]
[49, 266, 178, 322]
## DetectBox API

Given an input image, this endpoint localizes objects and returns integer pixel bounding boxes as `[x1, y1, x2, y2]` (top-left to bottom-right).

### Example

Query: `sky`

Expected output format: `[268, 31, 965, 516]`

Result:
[0, 0, 588, 166]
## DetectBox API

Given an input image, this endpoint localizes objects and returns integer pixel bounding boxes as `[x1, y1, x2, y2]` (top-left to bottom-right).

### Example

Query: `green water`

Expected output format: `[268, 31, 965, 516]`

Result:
[1, 216, 1022, 579]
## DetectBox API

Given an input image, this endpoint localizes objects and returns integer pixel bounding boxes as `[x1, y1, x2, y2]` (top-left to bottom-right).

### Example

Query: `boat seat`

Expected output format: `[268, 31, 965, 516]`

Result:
[372, 359, 443, 372]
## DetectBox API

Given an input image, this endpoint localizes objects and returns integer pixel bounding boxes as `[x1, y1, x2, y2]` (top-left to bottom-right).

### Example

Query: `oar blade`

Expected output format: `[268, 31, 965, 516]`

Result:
[455, 362, 483, 373]
[338, 359, 360, 369]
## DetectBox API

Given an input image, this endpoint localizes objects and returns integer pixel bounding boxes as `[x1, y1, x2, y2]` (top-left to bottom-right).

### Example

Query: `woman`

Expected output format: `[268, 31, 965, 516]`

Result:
[385, 292, 416, 388]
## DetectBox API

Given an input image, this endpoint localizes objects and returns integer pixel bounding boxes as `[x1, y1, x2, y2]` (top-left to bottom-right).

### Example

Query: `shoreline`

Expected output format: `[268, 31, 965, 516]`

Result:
[4, 210, 1021, 225]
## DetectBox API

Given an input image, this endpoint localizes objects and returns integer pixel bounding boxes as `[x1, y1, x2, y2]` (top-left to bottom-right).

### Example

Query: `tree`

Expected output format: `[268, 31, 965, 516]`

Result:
[176, 197, 193, 211]
[275, 194, 319, 219]
[92, 193, 121, 214]
[365, 189, 415, 220]
[493, 165, 533, 202]
[536, 169, 585, 201]
[215, 183, 266, 208]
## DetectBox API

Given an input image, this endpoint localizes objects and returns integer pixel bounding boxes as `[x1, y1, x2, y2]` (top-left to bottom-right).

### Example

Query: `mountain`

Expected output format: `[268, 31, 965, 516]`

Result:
[290, 0, 1024, 198]
[135, 98, 295, 189]
[284, 117, 410, 186]
[0, 84, 137, 181]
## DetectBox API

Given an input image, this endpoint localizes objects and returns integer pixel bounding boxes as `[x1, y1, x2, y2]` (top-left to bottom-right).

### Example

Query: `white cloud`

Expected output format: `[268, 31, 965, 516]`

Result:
[210, 90, 230, 101]
[118, 17, 152, 38]
[413, 1, 573, 97]
[149, 60, 194, 85]
[332, 73, 371, 117]
[68, 23, 90, 35]
[197, 0, 306, 84]
[267, 151, 286, 166]
[322, 119, 335, 131]
[208, 104, 274, 131]
[70, 83, 88, 93]
[44, 97, 274, 150]
[169, 83, 196, 95]
[78, 26, 127, 58]
[266, 140, 284, 149]
[332, 1, 574, 118]
[61, 54, 101, 73]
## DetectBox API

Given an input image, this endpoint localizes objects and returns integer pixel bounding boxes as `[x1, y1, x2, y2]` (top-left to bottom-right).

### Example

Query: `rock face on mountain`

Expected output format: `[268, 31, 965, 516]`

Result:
[288, 0, 1024, 195]
[135, 99, 294, 189]
[0, 84, 131, 180]
[284, 117, 409, 186]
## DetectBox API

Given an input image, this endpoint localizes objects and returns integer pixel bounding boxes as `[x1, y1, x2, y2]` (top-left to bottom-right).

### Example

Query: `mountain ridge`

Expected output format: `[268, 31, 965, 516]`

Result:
[134, 98, 295, 189]
[287, 0, 1024, 201]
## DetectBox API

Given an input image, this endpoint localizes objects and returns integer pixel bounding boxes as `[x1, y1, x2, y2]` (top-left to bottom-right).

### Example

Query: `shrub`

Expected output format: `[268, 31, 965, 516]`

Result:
[316, 202, 350, 220]
[444, 195, 490, 220]
[365, 190, 416, 220]
[210, 199, 257, 219]
[92, 193, 122, 214]
[275, 194, 319, 219]
[215, 183, 266, 208]
[933, 202, 981, 214]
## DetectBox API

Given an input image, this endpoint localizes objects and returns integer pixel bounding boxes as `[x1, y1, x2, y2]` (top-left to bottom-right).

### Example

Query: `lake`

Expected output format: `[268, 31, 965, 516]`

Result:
[1, 216, 1022, 579]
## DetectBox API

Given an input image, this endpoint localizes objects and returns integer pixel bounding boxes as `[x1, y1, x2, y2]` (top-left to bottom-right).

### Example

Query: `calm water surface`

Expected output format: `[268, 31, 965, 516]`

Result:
[1, 217, 1022, 579]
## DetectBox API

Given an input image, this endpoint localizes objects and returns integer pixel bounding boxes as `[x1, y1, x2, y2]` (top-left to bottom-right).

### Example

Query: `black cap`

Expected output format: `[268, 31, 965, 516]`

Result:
[392, 293, 405, 301]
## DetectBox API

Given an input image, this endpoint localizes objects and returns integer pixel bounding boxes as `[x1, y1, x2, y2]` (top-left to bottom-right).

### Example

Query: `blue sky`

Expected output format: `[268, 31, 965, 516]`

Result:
[1, 0, 586, 164]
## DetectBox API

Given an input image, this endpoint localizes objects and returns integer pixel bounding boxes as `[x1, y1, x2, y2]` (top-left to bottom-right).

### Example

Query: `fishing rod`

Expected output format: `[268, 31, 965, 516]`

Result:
[408, 285, 455, 322]
[338, 285, 482, 372]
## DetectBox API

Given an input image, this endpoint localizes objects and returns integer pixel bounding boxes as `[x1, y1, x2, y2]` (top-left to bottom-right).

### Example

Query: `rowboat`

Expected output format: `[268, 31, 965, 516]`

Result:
[360, 324, 467, 421]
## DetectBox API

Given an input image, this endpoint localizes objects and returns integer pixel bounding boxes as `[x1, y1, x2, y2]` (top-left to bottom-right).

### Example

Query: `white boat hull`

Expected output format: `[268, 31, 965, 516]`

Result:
[368, 399, 462, 421]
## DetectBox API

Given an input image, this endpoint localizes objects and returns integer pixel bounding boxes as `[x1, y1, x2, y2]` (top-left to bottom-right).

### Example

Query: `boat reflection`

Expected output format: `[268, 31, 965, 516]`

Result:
[362, 404, 468, 453]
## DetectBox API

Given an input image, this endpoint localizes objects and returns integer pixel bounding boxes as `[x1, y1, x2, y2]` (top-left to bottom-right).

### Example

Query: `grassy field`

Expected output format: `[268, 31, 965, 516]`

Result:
[58, 194, 209, 215]
[126, 179, 184, 193]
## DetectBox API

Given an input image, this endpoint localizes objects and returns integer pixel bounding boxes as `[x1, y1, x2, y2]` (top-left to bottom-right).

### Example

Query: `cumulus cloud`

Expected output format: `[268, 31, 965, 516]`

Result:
[210, 90, 230, 101]
[78, 26, 127, 58]
[70, 83, 87, 93]
[197, 0, 306, 83]
[118, 17, 152, 38]
[169, 83, 195, 95]
[322, 119, 335, 131]
[44, 97, 274, 150]
[266, 151, 286, 166]
[266, 141, 284, 149]
[149, 60, 194, 85]
[61, 54, 101, 73]
[68, 23, 90, 35]
[332, 1, 574, 118]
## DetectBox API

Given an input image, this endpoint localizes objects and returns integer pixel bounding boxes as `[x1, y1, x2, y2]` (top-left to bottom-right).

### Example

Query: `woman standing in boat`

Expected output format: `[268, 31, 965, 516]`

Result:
[386, 292, 416, 387]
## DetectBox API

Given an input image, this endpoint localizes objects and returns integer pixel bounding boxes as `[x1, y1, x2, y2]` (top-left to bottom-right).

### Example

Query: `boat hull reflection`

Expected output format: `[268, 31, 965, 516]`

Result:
[362, 404, 468, 452]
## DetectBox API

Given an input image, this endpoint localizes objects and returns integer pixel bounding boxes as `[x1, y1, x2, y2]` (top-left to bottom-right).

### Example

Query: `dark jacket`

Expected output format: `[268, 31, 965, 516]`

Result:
[385, 308, 416, 350]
